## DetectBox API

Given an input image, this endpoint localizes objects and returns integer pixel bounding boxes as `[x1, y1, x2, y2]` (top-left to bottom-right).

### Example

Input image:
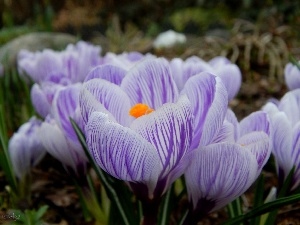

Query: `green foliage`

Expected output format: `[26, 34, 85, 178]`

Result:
[169, 7, 231, 33]
[9, 205, 48, 225]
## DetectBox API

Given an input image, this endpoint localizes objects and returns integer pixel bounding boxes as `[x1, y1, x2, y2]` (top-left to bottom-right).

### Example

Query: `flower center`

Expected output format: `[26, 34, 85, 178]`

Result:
[129, 103, 154, 118]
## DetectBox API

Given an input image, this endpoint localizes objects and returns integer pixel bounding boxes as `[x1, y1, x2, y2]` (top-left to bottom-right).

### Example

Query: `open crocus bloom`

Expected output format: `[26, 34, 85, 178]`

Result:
[39, 83, 87, 175]
[284, 62, 300, 90]
[184, 109, 271, 216]
[263, 89, 300, 190]
[169, 56, 242, 101]
[85, 96, 193, 199]
[9, 117, 46, 179]
[18, 41, 101, 84]
[80, 57, 229, 200]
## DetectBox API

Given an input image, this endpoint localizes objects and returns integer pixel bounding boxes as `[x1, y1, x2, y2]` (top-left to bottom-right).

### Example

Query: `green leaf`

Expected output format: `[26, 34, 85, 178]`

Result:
[223, 193, 300, 225]
[250, 174, 265, 225]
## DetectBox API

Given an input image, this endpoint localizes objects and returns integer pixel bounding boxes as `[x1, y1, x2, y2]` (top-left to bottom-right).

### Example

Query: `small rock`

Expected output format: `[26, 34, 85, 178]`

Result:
[0, 32, 77, 72]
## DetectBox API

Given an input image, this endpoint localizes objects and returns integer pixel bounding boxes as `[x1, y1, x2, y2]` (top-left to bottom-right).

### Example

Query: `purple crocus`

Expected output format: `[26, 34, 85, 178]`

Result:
[284, 62, 300, 90]
[80, 57, 237, 224]
[18, 41, 101, 84]
[169, 56, 242, 101]
[263, 89, 300, 190]
[9, 117, 46, 179]
[209, 56, 242, 101]
[183, 110, 270, 224]
[39, 83, 87, 176]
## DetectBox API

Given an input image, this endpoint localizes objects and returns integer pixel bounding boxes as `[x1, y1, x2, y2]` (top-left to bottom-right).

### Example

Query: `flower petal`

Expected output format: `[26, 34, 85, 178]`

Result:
[239, 111, 271, 137]
[39, 119, 86, 173]
[51, 83, 82, 142]
[82, 79, 132, 126]
[181, 72, 228, 148]
[86, 112, 162, 195]
[284, 62, 300, 90]
[278, 89, 300, 125]
[121, 58, 179, 109]
[185, 143, 257, 212]
[84, 64, 127, 85]
[271, 112, 294, 179]
[237, 131, 271, 173]
[130, 96, 193, 182]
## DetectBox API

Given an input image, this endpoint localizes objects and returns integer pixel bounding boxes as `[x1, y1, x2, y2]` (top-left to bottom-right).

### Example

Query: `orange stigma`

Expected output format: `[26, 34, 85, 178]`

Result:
[129, 103, 154, 118]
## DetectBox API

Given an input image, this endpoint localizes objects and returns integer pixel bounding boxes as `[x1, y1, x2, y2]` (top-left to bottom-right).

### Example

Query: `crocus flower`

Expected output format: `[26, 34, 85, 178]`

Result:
[263, 89, 300, 190]
[39, 83, 87, 176]
[284, 62, 300, 90]
[18, 41, 101, 84]
[100, 51, 155, 70]
[183, 110, 270, 224]
[9, 117, 46, 179]
[209, 56, 242, 101]
[80, 57, 245, 224]
[169, 56, 242, 101]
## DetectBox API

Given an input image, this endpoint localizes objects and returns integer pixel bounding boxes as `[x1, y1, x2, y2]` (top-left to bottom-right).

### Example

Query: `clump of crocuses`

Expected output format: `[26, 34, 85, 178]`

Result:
[7, 41, 272, 225]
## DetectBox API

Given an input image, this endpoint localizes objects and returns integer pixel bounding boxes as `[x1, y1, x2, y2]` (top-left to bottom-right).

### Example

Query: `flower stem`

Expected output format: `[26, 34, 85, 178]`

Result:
[141, 199, 160, 225]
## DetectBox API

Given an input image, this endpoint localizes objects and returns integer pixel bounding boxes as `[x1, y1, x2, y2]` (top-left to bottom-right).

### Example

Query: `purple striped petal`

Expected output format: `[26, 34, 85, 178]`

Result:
[86, 112, 162, 195]
[291, 122, 300, 190]
[130, 96, 193, 183]
[9, 117, 46, 179]
[51, 83, 82, 142]
[79, 87, 117, 126]
[121, 58, 179, 109]
[239, 111, 270, 137]
[237, 131, 271, 173]
[82, 79, 132, 126]
[170, 57, 213, 91]
[211, 120, 235, 143]
[271, 112, 294, 179]
[84, 64, 127, 85]
[181, 72, 228, 149]
[185, 143, 257, 213]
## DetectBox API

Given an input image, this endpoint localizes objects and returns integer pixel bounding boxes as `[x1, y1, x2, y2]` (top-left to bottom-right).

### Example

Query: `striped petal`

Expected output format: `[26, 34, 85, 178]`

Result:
[82, 79, 132, 126]
[237, 131, 271, 173]
[51, 83, 82, 142]
[278, 89, 300, 125]
[239, 111, 271, 137]
[185, 143, 257, 213]
[181, 72, 228, 149]
[121, 58, 179, 109]
[86, 112, 162, 195]
[130, 96, 193, 182]
[84, 64, 127, 85]
[271, 112, 294, 179]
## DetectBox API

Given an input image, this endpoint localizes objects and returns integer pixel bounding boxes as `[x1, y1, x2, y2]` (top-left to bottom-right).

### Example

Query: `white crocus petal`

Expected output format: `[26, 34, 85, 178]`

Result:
[182, 73, 228, 149]
[121, 58, 179, 109]
[237, 131, 271, 173]
[225, 109, 239, 141]
[130, 95, 193, 181]
[82, 79, 132, 126]
[185, 143, 258, 213]
[262, 102, 280, 118]
[271, 113, 294, 179]
[39, 121, 77, 171]
[86, 112, 162, 195]
[278, 90, 300, 125]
